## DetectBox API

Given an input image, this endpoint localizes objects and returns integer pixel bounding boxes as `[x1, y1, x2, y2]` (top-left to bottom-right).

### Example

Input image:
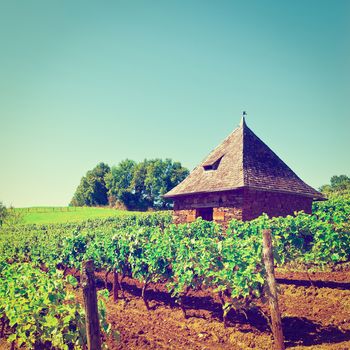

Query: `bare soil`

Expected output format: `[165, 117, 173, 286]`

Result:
[90, 269, 350, 350]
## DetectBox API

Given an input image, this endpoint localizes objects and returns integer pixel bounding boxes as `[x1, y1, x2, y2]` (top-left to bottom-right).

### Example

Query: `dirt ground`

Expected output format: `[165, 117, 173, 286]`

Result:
[91, 268, 350, 350]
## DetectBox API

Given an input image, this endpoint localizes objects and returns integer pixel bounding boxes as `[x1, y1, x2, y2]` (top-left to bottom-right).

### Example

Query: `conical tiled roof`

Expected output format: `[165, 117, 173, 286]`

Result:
[164, 117, 325, 200]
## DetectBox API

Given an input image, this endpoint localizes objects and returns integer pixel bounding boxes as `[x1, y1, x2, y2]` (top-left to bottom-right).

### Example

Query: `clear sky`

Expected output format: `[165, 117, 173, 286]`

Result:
[0, 0, 349, 207]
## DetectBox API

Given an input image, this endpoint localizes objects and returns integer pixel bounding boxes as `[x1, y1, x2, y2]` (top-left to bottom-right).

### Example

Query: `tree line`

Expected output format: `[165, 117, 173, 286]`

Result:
[70, 159, 189, 210]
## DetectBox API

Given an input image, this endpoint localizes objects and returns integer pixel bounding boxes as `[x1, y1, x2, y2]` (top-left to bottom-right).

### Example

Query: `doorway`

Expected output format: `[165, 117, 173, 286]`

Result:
[196, 207, 213, 221]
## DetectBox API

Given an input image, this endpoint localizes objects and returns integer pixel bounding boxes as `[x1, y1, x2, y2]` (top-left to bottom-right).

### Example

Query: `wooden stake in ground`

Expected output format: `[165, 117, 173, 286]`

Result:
[82, 260, 102, 350]
[262, 229, 285, 350]
[113, 268, 119, 302]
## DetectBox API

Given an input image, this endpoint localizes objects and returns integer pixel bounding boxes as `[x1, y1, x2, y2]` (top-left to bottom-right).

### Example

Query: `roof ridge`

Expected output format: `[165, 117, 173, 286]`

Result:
[241, 118, 247, 187]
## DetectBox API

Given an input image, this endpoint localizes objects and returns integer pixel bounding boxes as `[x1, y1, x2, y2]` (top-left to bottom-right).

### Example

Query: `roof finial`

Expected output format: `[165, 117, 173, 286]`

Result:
[240, 111, 247, 127]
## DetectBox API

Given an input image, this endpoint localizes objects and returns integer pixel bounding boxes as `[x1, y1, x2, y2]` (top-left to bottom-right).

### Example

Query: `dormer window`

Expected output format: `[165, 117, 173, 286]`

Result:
[203, 156, 223, 171]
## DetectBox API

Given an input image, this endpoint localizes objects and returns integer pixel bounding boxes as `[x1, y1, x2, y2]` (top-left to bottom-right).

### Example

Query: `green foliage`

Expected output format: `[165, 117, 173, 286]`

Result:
[313, 196, 350, 224]
[0, 198, 349, 338]
[60, 232, 91, 270]
[105, 158, 189, 210]
[0, 202, 23, 227]
[320, 174, 350, 197]
[70, 162, 110, 206]
[71, 158, 189, 210]
[0, 211, 173, 345]
[0, 212, 172, 271]
[104, 159, 136, 207]
[0, 262, 110, 349]
[226, 200, 350, 268]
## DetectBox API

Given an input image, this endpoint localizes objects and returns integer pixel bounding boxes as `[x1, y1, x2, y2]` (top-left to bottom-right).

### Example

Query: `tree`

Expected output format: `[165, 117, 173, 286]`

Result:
[105, 159, 189, 210]
[105, 159, 136, 207]
[70, 163, 111, 206]
[320, 175, 350, 197]
[0, 202, 22, 227]
[143, 159, 189, 209]
[330, 175, 350, 192]
[129, 160, 150, 210]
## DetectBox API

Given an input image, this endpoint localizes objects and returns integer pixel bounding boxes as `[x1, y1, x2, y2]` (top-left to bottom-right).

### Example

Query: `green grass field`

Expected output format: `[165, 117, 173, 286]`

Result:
[14, 207, 137, 225]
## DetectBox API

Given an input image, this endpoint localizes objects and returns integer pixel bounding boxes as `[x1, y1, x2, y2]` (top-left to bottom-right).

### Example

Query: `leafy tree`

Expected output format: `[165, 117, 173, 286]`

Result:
[105, 160, 137, 208]
[129, 160, 150, 210]
[105, 159, 189, 210]
[320, 175, 350, 197]
[70, 163, 111, 206]
[143, 159, 189, 209]
[0, 202, 22, 227]
[330, 175, 350, 192]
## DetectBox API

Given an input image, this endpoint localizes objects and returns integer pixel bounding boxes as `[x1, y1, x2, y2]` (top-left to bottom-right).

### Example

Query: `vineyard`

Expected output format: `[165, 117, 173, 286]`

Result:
[0, 198, 350, 349]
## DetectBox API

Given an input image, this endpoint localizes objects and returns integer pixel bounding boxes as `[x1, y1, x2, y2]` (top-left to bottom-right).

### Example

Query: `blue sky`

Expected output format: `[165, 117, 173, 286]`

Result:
[0, 0, 349, 207]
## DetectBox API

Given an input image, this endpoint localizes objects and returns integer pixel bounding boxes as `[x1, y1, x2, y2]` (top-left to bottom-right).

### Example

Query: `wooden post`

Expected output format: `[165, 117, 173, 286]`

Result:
[262, 229, 285, 350]
[113, 268, 119, 302]
[82, 260, 102, 350]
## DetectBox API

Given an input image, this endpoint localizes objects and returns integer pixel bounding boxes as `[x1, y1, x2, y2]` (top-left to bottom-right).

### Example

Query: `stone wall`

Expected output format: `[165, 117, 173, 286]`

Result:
[172, 188, 313, 226]
[173, 207, 243, 225]
[173, 190, 244, 210]
[173, 190, 244, 224]
[242, 189, 313, 221]
[173, 209, 196, 224]
[213, 207, 242, 224]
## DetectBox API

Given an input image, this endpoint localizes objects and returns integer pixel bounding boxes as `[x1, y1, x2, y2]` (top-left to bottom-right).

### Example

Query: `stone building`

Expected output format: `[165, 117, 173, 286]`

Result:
[164, 116, 325, 225]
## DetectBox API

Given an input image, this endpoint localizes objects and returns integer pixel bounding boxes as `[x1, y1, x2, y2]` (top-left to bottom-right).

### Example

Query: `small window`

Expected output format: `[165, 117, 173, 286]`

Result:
[196, 207, 213, 221]
[203, 156, 223, 171]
